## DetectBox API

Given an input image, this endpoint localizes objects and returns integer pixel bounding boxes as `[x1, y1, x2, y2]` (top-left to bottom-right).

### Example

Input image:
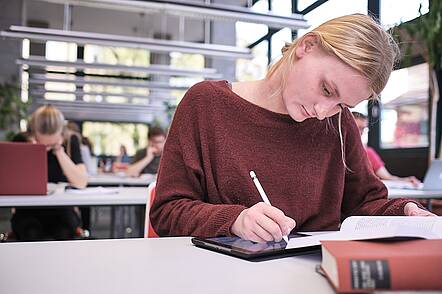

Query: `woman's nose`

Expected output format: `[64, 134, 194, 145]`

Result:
[314, 100, 340, 120]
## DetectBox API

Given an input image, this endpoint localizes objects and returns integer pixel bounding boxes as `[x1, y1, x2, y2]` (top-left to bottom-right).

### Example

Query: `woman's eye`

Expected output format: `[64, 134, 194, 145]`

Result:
[322, 85, 331, 97]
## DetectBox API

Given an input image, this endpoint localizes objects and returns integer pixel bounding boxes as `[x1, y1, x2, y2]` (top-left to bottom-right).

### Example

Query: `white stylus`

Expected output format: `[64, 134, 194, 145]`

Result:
[249, 170, 289, 244]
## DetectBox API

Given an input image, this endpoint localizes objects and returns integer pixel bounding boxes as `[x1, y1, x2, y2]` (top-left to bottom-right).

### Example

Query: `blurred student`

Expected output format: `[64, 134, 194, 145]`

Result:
[126, 126, 166, 176]
[67, 121, 96, 175]
[116, 145, 130, 163]
[352, 111, 420, 186]
[11, 105, 87, 241]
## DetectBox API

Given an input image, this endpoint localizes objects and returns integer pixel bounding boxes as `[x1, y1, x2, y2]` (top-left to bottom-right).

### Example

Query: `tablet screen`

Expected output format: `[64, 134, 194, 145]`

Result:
[195, 233, 311, 256]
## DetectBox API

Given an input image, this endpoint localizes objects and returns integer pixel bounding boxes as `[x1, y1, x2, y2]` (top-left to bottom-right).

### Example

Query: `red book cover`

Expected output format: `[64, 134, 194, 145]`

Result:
[321, 239, 442, 293]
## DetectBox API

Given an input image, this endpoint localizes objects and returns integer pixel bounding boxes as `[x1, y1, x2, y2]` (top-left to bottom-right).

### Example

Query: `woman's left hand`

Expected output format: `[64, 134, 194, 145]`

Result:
[404, 202, 436, 216]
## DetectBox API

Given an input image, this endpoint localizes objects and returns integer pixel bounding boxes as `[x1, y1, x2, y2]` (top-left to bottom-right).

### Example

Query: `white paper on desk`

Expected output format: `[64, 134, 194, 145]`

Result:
[382, 180, 423, 190]
[287, 216, 442, 249]
[65, 187, 119, 195]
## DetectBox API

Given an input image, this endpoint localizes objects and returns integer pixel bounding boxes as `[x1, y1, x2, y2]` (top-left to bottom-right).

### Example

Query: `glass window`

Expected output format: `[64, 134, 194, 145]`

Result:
[82, 122, 148, 156]
[381, 0, 429, 28]
[271, 28, 292, 61]
[82, 45, 152, 103]
[297, 0, 367, 36]
[236, 19, 268, 81]
[41, 41, 78, 101]
[236, 0, 292, 82]
[169, 52, 204, 103]
[45, 41, 77, 62]
[380, 63, 429, 148]
[236, 40, 268, 82]
[297, 0, 317, 12]
[269, 0, 292, 15]
[350, 100, 369, 144]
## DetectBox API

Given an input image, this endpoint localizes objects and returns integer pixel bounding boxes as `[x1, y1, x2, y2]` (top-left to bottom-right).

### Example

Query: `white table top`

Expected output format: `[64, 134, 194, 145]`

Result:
[0, 186, 148, 207]
[88, 173, 156, 186]
[0, 237, 332, 294]
[388, 188, 442, 199]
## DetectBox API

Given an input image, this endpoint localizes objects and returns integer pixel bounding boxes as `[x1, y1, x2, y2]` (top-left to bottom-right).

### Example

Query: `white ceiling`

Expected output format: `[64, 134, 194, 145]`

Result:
[25, 0, 249, 44]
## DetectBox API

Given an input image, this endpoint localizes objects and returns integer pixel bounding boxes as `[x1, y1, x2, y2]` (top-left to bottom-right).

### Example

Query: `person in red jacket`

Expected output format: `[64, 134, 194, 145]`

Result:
[352, 111, 421, 186]
[150, 14, 434, 243]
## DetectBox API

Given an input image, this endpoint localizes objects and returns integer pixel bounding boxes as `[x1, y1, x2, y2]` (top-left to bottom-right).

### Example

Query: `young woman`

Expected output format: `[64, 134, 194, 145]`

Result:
[150, 14, 434, 243]
[11, 105, 88, 241]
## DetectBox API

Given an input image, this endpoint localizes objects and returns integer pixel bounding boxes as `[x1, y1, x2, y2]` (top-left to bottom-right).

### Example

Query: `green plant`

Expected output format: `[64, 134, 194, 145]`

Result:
[395, 1, 442, 70]
[393, 1, 442, 159]
[164, 101, 177, 123]
[0, 83, 29, 140]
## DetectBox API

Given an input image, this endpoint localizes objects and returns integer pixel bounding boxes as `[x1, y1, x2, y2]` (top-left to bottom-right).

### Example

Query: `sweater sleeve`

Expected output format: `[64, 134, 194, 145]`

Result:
[340, 109, 418, 217]
[149, 82, 246, 238]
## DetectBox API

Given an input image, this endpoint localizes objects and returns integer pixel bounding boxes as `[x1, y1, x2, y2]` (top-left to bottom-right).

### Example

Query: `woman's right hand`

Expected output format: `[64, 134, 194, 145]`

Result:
[400, 176, 421, 187]
[231, 202, 296, 243]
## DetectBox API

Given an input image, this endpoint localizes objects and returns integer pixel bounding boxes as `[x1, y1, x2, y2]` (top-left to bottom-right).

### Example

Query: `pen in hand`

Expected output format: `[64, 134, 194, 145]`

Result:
[249, 170, 290, 244]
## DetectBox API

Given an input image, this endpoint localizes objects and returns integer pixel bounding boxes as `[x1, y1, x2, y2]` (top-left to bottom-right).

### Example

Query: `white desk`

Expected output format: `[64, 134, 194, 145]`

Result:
[0, 187, 148, 207]
[388, 188, 442, 199]
[88, 173, 156, 187]
[388, 188, 442, 211]
[0, 237, 331, 294]
[0, 187, 149, 238]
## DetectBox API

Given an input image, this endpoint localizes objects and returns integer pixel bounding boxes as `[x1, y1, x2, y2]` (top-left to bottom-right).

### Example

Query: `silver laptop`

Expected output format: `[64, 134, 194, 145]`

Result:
[423, 160, 442, 190]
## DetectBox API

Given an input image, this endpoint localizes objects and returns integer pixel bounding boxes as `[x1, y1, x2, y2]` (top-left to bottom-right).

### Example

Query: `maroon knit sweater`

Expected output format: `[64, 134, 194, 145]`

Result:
[150, 80, 412, 238]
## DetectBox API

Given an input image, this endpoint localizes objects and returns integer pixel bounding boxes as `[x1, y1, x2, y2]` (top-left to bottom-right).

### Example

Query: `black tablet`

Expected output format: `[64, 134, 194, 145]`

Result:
[191, 233, 320, 261]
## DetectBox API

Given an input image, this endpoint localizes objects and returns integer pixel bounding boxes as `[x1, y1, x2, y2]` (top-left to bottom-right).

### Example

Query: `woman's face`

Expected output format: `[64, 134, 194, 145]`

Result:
[35, 131, 63, 151]
[281, 36, 372, 122]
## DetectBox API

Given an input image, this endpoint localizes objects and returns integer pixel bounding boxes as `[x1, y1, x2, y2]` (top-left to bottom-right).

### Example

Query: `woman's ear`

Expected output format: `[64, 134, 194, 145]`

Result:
[295, 34, 319, 59]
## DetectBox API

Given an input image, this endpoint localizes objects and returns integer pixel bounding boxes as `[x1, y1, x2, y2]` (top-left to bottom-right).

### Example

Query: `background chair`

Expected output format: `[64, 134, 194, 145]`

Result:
[144, 181, 159, 238]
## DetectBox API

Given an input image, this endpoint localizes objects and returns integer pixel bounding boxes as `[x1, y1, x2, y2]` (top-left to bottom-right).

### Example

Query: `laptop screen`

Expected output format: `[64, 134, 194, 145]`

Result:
[0, 142, 47, 195]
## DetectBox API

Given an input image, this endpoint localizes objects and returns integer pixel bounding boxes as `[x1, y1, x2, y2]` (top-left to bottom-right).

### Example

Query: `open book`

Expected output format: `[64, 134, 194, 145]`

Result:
[287, 216, 442, 249]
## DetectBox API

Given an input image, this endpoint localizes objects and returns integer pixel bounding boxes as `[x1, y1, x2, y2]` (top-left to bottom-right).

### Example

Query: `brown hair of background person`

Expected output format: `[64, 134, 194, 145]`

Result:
[11, 105, 88, 241]
[11, 131, 34, 143]
[126, 125, 167, 177]
[150, 14, 433, 243]
[352, 111, 420, 186]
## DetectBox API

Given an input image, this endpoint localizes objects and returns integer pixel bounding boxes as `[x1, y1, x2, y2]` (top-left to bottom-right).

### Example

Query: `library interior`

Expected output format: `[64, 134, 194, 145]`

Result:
[0, 0, 441, 293]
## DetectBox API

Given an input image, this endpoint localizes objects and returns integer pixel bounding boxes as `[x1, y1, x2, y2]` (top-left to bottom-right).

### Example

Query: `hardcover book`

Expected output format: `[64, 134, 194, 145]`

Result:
[320, 239, 442, 293]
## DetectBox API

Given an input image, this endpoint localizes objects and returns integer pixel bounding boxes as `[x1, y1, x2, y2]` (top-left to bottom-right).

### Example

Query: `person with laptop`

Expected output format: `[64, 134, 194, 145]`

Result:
[150, 14, 434, 244]
[11, 105, 88, 241]
[352, 112, 421, 187]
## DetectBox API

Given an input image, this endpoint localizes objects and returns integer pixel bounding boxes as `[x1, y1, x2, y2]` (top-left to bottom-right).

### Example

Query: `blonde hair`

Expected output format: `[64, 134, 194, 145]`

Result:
[267, 14, 399, 98]
[267, 14, 399, 170]
[29, 105, 75, 155]
[29, 105, 65, 135]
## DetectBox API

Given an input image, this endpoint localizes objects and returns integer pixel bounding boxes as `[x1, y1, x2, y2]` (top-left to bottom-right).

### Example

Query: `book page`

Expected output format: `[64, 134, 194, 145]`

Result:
[340, 216, 442, 239]
[286, 216, 442, 249]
